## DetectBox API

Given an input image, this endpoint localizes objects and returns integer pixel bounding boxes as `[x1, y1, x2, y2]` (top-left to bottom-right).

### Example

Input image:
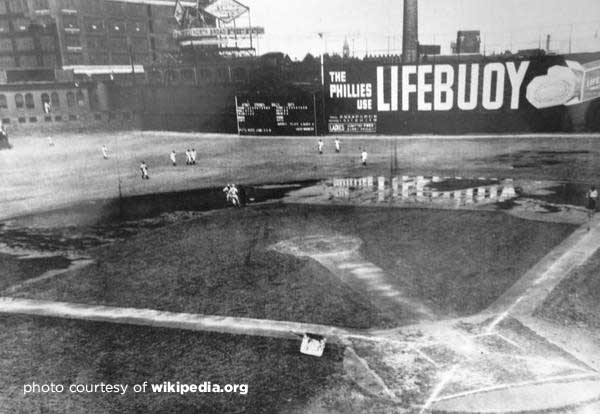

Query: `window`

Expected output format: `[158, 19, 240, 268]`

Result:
[19, 55, 39, 67]
[108, 37, 127, 51]
[217, 67, 228, 82]
[128, 20, 147, 35]
[0, 56, 16, 67]
[105, 2, 125, 16]
[181, 69, 195, 82]
[66, 91, 75, 108]
[40, 36, 57, 51]
[13, 18, 30, 32]
[124, 3, 145, 17]
[60, 0, 77, 10]
[32, 0, 49, 10]
[15, 94, 24, 109]
[42, 54, 57, 67]
[65, 53, 82, 65]
[148, 70, 162, 84]
[0, 95, 7, 109]
[36, 17, 56, 33]
[15, 37, 35, 51]
[80, 0, 102, 15]
[76, 90, 85, 107]
[41, 93, 51, 113]
[130, 37, 149, 54]
[9, 0, 26, 13]
[0, 38, 12, 52]
[64, 34, 81, 47]
[0, 20, 9, 34]
[199, 68, 213, 79]
[114, 53, 131, 65]
[87, 37, 106, 50]
[165, 70, 179, 83]
[88, 88, 99, 109]
[62, 15, 79, 30]
[109, 21, 125, 33]
[50, 92, 59, 108]
[85, 19, 104, 34]
[89, 52, 108, 65]
[25, 93, 34, 109]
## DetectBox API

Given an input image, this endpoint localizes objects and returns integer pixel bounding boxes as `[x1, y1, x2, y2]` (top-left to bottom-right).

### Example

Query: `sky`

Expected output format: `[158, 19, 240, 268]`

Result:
[240, 0, 600, 59]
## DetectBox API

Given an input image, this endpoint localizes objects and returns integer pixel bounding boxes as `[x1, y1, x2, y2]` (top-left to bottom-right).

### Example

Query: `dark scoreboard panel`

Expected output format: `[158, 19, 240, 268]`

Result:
[235, 96, 316, 135]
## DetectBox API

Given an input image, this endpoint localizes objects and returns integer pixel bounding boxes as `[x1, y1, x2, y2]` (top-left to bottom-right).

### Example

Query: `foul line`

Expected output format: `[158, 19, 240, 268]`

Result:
[430, 372, 600, 404]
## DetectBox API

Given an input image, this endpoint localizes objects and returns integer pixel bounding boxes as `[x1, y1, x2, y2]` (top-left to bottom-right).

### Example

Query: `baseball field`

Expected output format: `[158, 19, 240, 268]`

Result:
[1, 130, 600, 413]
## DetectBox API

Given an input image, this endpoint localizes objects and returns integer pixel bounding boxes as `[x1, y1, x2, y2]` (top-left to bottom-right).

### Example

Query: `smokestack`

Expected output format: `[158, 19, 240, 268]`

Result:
[402, 0, 418, 63]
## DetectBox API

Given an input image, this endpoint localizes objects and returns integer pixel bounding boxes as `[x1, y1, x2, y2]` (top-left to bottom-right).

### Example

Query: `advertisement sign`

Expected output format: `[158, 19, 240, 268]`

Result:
[582, 61, 600, 102]
[173, 27, 265, 39]
[325, 55, 588, 134]
[203, 0, 248, 23]
[235, 96, 316, 135]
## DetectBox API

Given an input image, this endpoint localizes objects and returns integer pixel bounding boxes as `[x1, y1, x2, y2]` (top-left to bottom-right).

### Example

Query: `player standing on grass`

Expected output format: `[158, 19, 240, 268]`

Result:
[102, 145, 109, 159]
[140, 161, 149, 180]
[361, 148, 368, 166]
[335, 138, 341, 153]
[170, 150, 177, 166]
[191, 148, 197, 165]
[318, 139, 324, 154]
[185, 149, 192, 165]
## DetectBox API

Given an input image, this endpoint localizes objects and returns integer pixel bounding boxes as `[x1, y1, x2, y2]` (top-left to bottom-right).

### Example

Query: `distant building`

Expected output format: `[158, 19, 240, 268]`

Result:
[0, 0, 210, 74]
[455, 30, 481, 54]
[342, 37, 349, 58]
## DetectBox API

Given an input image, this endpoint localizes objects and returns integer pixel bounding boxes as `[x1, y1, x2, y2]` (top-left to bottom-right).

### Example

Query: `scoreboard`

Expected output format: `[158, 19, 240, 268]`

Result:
[235, 96, 316, 135]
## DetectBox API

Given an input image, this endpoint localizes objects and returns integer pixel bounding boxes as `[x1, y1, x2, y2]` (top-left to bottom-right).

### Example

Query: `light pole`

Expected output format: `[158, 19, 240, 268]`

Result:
[318, 32, 326, 135]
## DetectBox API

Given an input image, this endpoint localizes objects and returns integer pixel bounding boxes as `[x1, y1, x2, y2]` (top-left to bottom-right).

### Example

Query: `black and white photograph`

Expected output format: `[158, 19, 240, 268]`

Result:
[1, 0, 600, 412]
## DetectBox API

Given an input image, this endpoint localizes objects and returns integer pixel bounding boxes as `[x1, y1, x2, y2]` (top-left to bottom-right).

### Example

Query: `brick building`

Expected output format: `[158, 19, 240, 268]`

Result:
[0, 0, 205, 71]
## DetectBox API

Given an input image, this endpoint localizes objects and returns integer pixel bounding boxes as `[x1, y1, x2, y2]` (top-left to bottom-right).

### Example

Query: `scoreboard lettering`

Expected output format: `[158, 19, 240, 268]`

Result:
[235, 96, 316, 136]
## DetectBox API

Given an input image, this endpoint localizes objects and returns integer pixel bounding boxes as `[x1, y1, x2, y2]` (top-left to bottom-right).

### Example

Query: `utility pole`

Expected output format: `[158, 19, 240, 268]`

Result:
[569, 24, 573, 53]
[318, 32, 326, 135]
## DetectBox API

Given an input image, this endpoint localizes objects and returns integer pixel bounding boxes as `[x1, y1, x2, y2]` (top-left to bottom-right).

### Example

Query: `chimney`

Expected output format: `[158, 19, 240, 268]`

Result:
[402, 0, 418, 63]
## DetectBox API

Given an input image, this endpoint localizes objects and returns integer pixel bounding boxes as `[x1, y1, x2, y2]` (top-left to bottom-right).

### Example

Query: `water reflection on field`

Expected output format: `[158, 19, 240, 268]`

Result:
[330, 175, 517, 208]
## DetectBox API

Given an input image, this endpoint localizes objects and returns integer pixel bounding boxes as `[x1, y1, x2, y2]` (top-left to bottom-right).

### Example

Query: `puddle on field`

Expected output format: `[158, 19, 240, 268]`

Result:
[285, 175, 595, 224]
[0, 181, 315, 285]
[296, 175, 517, 208]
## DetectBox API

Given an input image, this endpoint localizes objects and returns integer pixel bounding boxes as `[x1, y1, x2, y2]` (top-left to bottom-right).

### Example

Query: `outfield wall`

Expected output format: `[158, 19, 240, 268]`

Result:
[325, 54, 600, 134]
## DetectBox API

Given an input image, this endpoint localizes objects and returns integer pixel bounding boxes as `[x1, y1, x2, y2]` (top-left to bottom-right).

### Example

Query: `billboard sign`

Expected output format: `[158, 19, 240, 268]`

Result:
[325, 55, 591, 134]
[173, 27, 264, 39]
[203, 0, 248, 23]
[582, 61, 600, 102]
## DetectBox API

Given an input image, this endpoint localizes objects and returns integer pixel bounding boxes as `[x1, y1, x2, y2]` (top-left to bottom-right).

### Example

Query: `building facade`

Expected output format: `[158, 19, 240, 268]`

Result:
[0, 0, 206, 71]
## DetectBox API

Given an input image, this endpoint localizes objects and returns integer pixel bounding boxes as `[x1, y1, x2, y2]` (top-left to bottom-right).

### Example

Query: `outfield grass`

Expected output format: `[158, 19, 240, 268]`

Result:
[2, 131, 600, 222]
[10, 204, 576, 327]
[0, 314, 345, 414]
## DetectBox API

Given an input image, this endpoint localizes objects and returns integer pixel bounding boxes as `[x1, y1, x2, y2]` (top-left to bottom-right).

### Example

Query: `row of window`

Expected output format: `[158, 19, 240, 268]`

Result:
[0, 36, 56, 52]
[63, 16, 151, 36]
[0, 17, 55, 34]
[0, 91, 85, 110]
